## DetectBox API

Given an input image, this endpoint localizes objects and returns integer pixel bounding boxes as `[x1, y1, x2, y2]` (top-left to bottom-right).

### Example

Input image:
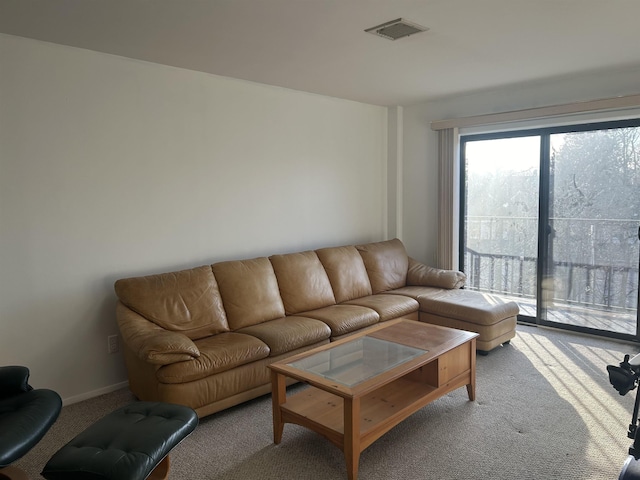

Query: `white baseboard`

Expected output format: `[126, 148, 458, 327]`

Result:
[62, 381, 129, 406]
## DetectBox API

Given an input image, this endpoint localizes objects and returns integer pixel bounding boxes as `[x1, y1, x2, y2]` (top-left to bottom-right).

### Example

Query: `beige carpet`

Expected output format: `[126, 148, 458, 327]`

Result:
[14, 324, 640, 479]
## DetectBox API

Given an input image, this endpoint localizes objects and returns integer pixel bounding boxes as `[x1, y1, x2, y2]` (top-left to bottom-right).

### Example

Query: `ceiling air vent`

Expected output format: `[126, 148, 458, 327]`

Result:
[365, 18, 428, 41]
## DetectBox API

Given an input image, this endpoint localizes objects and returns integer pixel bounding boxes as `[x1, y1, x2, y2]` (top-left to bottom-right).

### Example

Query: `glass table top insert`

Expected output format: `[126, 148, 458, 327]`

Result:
[287, 336, 427, 387]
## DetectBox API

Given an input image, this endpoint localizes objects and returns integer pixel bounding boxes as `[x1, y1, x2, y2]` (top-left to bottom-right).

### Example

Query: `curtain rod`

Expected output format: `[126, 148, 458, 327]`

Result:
[430, 93, 640, 131]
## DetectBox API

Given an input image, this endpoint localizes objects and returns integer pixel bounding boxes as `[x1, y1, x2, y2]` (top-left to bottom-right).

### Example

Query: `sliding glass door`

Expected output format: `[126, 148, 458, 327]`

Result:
[543, 127, 640, 335]
[462, 136, 540, 318]
[461, 120, 640, 341]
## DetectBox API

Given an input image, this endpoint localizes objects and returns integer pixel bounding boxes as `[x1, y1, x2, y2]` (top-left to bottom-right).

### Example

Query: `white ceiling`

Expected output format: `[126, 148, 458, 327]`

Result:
[2, 0, 640, 106]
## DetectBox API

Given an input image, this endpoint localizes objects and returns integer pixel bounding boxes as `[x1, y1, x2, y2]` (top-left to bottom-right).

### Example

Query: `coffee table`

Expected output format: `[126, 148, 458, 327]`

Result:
[268, 318, 478, 480]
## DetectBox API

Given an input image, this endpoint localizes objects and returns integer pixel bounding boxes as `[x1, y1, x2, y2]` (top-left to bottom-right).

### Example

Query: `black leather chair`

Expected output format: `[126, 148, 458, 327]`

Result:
[0, 366, 62, 480]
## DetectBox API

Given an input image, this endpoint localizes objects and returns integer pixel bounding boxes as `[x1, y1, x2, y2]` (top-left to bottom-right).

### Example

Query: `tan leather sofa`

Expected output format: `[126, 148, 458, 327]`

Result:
[115, 238, 518, 417]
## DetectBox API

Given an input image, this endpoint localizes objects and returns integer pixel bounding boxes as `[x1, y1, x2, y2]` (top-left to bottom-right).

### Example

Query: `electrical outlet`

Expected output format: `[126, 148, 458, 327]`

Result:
[107, 335, 119, 354]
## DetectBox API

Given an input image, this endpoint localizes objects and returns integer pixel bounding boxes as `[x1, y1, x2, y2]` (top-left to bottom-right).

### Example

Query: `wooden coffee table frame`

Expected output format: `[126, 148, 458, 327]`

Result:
[269, 319, 478, 480]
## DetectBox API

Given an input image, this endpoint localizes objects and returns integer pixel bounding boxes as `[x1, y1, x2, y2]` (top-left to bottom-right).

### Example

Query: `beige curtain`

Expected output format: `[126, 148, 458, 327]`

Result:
[436, 128, 457, 270]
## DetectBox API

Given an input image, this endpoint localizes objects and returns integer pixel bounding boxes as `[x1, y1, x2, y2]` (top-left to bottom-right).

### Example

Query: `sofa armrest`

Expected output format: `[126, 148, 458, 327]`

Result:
[407, 258, 466, 289]
[116, 302, 200, 366]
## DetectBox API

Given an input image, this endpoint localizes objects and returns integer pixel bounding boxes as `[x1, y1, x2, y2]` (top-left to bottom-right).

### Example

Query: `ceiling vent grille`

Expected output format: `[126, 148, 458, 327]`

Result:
[365, 18, 428, 41]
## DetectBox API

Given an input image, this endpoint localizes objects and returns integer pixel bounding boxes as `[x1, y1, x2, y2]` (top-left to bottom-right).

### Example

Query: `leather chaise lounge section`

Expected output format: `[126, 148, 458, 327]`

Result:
[115, 238, 518, 418]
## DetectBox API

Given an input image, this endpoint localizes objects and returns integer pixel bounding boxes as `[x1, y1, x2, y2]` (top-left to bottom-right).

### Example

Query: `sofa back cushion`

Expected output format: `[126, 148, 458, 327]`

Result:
[315, 246, 372, 303]
[270, 251, 336, 315]
[356, 238, 409, 294]
[114, 265, 230, 340]
[212, 257, 286, 330]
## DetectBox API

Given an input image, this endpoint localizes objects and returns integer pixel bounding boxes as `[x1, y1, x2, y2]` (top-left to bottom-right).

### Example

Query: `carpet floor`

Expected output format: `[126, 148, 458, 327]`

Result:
[14, 324, 640, 479]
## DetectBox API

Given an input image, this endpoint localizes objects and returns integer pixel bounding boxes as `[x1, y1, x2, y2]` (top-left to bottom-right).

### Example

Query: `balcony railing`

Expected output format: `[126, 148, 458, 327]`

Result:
[465, 248, 639, 313]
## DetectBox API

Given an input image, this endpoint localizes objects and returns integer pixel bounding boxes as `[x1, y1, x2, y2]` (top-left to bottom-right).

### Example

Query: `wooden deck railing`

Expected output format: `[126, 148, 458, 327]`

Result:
[464, 249, 639, 312]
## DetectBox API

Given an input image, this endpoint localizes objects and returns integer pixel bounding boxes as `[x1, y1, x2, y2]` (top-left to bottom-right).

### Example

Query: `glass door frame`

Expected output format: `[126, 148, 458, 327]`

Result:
[459, 118, 640, 343]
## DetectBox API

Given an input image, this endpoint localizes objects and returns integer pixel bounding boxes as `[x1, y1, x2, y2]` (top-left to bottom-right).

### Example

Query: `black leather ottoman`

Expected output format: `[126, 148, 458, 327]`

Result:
[41, 402, 198, 480]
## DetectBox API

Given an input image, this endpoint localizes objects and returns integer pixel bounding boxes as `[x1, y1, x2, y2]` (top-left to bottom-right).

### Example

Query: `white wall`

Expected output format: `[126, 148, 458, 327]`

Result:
[401, 65, 640, 266]
[0, 34, 388, 403]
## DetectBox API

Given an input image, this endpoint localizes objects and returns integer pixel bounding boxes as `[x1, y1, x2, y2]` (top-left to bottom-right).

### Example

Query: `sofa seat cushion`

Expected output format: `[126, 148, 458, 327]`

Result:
[156, 341, 330, 416]
[238, 316, 331, 356]
[418, 289, 519, 326]
[344, 294, 418, 321]
[156, 332, 270, 384]
[300, 305, 379, 337]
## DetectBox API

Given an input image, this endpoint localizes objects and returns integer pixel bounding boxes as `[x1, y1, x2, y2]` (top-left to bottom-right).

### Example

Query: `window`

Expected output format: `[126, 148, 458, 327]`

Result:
[461, 119, 640, 340]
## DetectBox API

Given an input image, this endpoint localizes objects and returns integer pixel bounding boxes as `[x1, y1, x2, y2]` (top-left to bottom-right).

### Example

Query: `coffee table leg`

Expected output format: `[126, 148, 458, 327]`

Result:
[271, 370, 286, 444]
[343, 397, 361, 480]
[466, 338, 477, 401]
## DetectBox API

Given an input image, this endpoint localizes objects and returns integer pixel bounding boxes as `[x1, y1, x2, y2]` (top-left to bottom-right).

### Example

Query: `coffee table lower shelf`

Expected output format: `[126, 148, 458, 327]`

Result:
[280, 372, 471, 451]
